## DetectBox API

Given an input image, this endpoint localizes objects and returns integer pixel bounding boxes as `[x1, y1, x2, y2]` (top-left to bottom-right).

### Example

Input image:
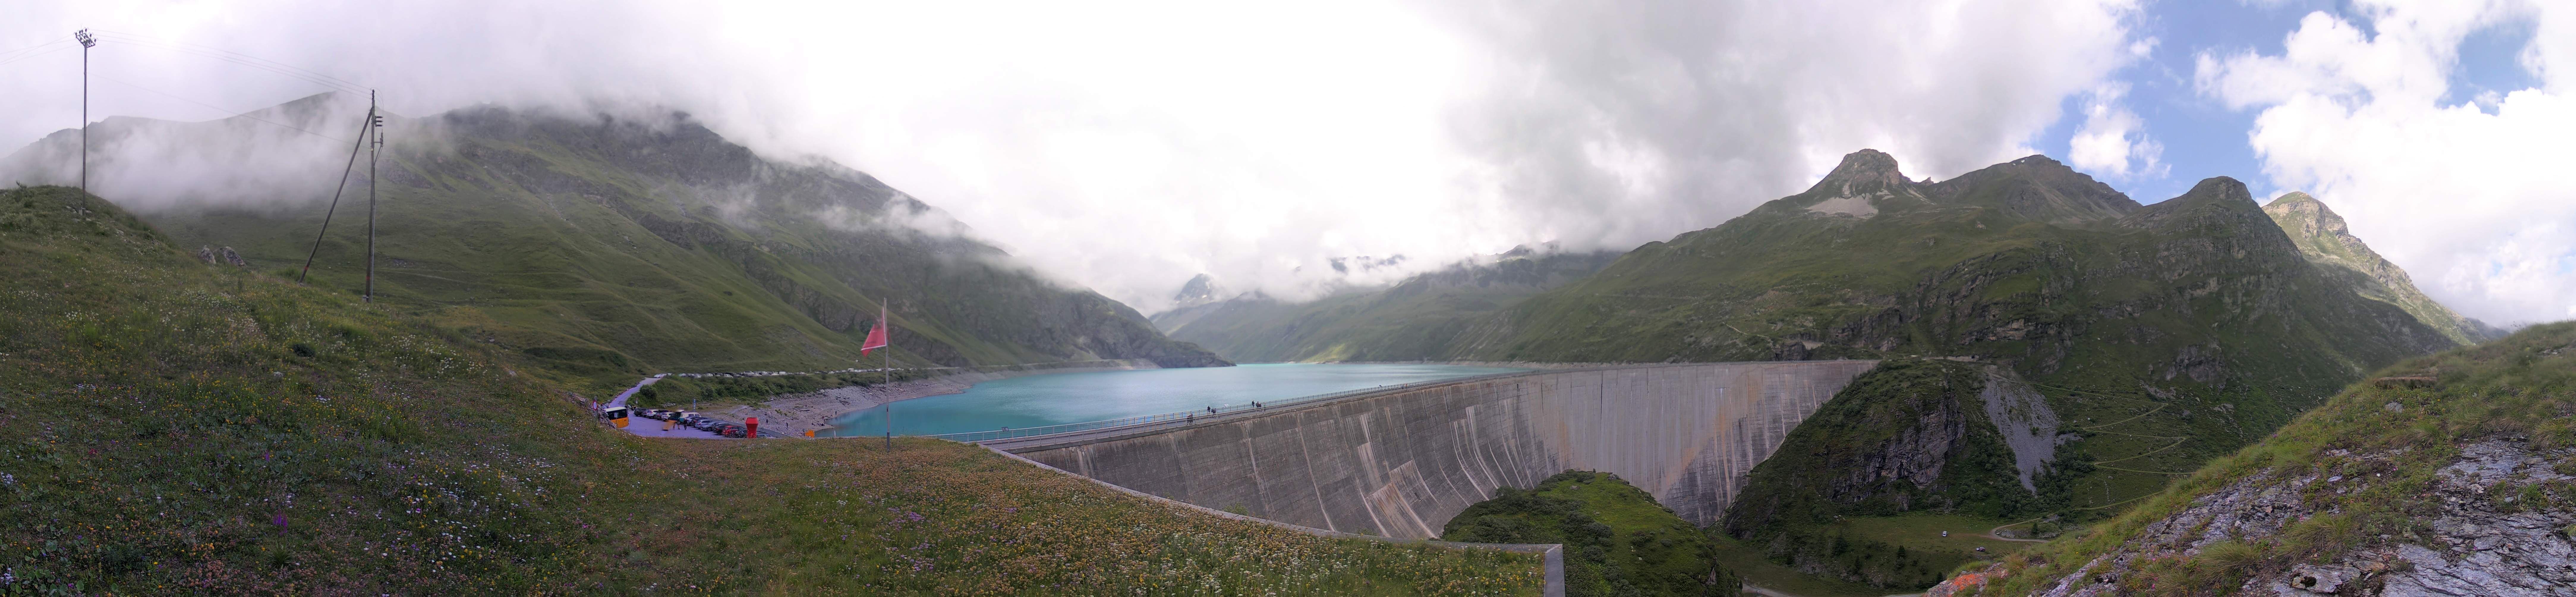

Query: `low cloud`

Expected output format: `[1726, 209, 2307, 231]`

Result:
[5, 1, 2149, 312]
[2197, 0, 2575, 323]
[1, 92, 375, 212]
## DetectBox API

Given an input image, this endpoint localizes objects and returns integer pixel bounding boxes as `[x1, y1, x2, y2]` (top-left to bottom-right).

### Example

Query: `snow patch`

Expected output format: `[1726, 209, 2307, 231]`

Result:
[1805, 196, 1879, 219]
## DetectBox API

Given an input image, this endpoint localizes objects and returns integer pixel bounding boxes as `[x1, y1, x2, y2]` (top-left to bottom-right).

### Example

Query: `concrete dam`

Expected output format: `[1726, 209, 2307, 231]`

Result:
[989, 360, 1878, 539]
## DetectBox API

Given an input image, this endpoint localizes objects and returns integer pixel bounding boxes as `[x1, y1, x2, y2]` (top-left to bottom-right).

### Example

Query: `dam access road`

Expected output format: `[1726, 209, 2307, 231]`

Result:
[986, 360, 1879, 539]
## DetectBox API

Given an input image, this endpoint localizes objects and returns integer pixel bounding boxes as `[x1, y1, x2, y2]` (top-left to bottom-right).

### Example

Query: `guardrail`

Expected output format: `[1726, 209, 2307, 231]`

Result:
[920, 371, 1532, 443]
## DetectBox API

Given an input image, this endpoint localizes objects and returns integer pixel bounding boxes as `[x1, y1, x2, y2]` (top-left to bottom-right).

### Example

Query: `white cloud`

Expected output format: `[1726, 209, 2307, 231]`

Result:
[0, 1, 2149, 312]
[2198, 0, 2575, 324]
[1431, 1, 2149, 257]
[2068, 83, 2166, 179]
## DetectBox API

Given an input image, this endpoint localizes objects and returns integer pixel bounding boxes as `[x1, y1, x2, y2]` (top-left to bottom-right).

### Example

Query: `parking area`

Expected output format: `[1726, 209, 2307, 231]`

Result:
[599, 375, 793, 439]
[621, 411, 732, 439]
[615, 408, 790, 439]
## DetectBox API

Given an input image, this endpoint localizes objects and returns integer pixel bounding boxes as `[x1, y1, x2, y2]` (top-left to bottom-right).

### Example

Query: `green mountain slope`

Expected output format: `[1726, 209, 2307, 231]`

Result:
[1970, 323, 2575, 596]
[2263, 191, 2506, 345]
[2, 94, 1224, 389]
[1150, 246, 1618, 362]
[1460, 151, 2451, 515]
[0, 185, 1532, 593]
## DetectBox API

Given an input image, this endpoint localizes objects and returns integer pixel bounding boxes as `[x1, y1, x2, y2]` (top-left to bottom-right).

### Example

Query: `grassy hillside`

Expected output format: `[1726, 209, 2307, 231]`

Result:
[1153, 248, 1617, 362]
[1441, 471, 1739, 596]
[3, 95, 1224, 395]
[0, 185, 1532, 594]
[1968, 322, 2576, 596]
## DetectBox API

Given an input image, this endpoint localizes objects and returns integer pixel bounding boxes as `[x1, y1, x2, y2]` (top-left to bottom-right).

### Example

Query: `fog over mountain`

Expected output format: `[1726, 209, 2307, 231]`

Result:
[2, 1, 2567, 322]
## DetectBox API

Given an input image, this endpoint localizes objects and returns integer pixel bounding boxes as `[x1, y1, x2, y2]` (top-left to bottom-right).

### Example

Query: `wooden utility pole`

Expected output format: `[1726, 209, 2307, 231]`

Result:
[365, 90, 381, 302]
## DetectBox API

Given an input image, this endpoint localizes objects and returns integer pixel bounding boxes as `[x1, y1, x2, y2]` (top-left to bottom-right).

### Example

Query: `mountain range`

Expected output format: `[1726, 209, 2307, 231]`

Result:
[1155, 149, 2487, 590]
[1151, 245, 1619, 362]
[1, 93, 1227, 389]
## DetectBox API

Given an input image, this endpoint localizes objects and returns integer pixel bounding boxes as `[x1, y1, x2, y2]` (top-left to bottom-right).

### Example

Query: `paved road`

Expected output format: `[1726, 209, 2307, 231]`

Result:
[605, 374, 667, 409]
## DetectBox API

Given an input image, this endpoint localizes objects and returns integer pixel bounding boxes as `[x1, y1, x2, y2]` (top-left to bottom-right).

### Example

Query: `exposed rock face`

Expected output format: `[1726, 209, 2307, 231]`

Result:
[2367, 441, 2576, 596]
[1724, 361, 2040, 535]
[1981, 369, 2066, 492]
[2265, 192, 2499, 345]
[2025, 440, 2576, 597]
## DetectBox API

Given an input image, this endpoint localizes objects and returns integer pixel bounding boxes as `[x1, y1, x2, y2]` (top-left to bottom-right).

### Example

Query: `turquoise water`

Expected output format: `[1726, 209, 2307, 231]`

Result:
[820, 363, 1526, 437]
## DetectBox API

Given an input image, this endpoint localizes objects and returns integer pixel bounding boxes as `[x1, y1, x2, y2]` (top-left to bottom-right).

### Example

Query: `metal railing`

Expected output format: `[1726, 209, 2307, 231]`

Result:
[920, 371, 1532, 444]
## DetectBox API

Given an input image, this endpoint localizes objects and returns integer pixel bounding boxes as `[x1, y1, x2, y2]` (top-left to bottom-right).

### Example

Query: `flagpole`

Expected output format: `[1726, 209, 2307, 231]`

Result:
[882, 301, 891, 450]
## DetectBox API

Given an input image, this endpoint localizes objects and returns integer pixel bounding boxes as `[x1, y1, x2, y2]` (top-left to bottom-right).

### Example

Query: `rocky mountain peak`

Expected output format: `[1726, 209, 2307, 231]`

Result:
[2263, 191, 2377, 267]
[2263, 191, 2493, 344]
[1171, 274, 1225, 309]
[2262, 191, 2347, 238]
[1808, 149, 1911, 195]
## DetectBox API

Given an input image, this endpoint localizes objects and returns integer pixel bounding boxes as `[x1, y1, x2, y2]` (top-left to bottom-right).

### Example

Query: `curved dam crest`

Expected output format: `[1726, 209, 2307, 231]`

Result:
[993, 360, 1879, 539]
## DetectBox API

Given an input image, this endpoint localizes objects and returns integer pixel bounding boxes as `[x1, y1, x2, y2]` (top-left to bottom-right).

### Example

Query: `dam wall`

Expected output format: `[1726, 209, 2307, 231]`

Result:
[998, 360, 1877, 539]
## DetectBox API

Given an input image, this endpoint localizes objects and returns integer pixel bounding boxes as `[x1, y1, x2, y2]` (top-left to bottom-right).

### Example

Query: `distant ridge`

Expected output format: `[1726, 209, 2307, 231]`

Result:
[0, 96, 1230, 382]
[2264, 191, 2505, 344]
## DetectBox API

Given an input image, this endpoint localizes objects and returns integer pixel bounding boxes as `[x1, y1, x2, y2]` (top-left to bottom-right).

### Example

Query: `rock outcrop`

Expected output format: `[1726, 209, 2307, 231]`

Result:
[2024, 441, 2576, 596]
[1973, 323, 2576, 597]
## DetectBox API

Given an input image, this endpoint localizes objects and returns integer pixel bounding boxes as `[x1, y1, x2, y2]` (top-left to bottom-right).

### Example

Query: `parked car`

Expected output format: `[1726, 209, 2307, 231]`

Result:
[721, 426, 747, 438]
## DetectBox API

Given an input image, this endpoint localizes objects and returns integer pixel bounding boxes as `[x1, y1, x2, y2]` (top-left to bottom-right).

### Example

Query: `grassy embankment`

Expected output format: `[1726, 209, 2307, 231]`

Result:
[1975, 322, 2576, 595]
[0, 185, 1537, 594]
[1704, 512, 2034, 596]
[1442, 471, 1738, 596]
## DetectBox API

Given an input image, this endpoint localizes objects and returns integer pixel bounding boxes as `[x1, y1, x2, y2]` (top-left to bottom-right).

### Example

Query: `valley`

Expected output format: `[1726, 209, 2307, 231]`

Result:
[0, 98, 2553, 596]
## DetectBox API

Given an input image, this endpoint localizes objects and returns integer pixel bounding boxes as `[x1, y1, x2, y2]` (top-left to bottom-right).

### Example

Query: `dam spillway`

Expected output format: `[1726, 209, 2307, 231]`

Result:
[988, 360, 1878, 539]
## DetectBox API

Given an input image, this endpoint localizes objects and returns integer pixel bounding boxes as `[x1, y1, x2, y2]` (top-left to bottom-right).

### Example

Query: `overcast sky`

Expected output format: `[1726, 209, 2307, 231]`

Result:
[1, 0, 2569, 323]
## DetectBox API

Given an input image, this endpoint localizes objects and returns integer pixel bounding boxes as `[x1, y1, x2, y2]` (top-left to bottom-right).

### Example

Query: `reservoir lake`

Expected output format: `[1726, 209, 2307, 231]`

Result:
[820, 363, 1526, 437]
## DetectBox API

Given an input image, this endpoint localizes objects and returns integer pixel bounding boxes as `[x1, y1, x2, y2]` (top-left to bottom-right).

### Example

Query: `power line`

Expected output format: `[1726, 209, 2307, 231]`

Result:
[89, 35, 366, 95]
[0, 43, 77, 68]
[93, 30, 367, 92]
[91, 73, 354, 142]
[0, 34, 72, 61]
[91, 31, 365, 89]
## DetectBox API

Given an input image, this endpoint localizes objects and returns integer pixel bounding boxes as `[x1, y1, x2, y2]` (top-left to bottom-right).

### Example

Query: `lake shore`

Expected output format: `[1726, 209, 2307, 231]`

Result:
[708, 360, 1168, 436]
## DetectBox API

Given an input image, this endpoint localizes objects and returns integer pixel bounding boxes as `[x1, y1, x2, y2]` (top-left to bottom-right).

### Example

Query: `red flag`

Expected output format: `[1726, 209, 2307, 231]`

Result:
[861, 303, 889, 356]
